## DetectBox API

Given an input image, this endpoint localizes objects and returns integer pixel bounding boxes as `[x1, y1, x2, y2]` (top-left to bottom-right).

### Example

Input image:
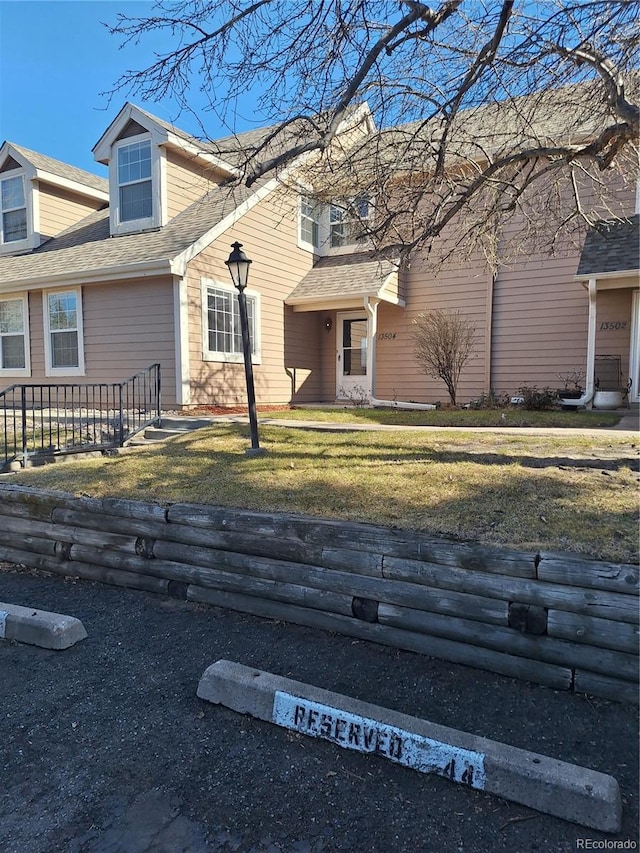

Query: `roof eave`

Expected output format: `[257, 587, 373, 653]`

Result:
[0, 257, 176, 293]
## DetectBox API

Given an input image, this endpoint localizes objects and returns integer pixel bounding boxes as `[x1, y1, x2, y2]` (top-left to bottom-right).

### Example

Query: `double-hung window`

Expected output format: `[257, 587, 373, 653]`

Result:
[117, 139, 152, 223]
[330, 196, 370, 248]
[202, 280, 260, 363]
[1, 175, 27, 244]
[0, 295, 29, 375]
[299, 196, 319, 249]
[43, 288, 85, 376]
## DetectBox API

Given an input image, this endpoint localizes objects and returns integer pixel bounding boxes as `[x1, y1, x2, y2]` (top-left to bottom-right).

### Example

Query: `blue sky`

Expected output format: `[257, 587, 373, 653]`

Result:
[0, 0, 257, 178]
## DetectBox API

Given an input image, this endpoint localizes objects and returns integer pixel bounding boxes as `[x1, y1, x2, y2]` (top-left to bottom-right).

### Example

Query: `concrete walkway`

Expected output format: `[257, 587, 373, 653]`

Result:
[161, 408, 639, 438]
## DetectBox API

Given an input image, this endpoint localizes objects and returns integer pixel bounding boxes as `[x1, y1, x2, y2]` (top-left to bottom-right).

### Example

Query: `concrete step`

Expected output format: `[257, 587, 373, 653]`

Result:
[160, 416, 218, 430]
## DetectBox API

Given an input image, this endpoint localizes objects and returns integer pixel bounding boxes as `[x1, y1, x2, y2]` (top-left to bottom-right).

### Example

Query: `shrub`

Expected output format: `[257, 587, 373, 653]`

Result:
[517, 384, 558, 410]
[411, 310, 477, 406]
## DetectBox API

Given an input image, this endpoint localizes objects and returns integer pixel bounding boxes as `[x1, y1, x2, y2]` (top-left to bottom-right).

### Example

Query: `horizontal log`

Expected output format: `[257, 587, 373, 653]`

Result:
[379, 604, 638, 683]
[152, 531, 324, 568]
[537, 554, 639, 595]
[382, 556, 639, 625]
[0, 485, 167, 523]
[573, 670, 639, 705]
[51, 507, 326, 566]
[168, 502, 535, 575]
[0, 532, 58, 559]
[0, 543, 169, 595]
[548, 610, 639, 655]
[186, 585, 572, 691]
[71, 541, 507, 625]
[0, 530, 57, 562]
[0, 512, 138, 553]
[320, 547, 383, 577]
[67, 543, 353, 616]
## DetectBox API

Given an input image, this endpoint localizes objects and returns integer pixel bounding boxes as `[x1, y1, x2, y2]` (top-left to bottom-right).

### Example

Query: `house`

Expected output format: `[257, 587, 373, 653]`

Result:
[0, 98, 638, 410]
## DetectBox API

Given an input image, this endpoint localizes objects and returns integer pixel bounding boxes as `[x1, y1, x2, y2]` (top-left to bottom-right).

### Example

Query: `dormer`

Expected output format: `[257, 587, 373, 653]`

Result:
[0, 142, 108, 255]
[93, 103, 238, 237]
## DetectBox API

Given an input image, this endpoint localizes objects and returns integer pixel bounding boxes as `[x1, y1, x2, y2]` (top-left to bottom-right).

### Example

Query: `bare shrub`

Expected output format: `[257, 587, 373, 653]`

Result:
[411, 310, 477, 405]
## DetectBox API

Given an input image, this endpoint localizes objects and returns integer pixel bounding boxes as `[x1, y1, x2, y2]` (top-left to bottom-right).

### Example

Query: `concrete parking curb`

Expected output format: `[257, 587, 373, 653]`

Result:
[0, 602, 87, 649]
[197, 660, 622, 833]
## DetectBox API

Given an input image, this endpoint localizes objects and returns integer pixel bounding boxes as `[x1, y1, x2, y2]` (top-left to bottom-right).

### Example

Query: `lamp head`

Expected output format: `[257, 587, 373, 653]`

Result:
[225, 241, 252, 291]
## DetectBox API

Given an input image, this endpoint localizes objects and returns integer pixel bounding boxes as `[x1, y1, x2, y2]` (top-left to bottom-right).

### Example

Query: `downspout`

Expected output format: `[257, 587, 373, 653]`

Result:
[173, 274, 191, 408]
[559, 278, 597, 408]
[364, 297, 377, 400]
[366, 296, 437, 410]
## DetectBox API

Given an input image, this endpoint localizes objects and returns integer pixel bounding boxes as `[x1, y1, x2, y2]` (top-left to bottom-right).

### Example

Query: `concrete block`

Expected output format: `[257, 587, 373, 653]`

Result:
[197, 660, 621, 833]
[0, 602, 87, 649]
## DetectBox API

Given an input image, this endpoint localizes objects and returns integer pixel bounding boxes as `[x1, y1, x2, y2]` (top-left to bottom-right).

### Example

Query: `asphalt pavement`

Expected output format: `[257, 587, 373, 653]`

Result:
[1, 564, 638, 853]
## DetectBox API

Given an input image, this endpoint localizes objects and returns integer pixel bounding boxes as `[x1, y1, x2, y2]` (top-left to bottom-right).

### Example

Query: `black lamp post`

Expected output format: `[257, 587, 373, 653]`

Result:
[225, 241, 263, 455]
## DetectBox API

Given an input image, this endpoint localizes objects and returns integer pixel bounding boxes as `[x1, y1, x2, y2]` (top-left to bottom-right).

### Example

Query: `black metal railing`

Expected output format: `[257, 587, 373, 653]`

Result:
[1, 364, 161, 469]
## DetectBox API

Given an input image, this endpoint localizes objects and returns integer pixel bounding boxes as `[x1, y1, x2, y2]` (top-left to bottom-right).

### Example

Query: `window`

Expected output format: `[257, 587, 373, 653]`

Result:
[1, 175, 27, 244]
[299, 196, 319, 248]
[43, 289, 84, 376]
[298, 193, 372, 253]
[202, 281, 260, 363]
[330, 196, 370, 248]
[117, 139, 152, 223]
[0, 296, 29, 374]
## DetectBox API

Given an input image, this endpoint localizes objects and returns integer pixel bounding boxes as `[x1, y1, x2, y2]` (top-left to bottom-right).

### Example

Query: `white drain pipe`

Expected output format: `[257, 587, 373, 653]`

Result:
[558, 279, 597, 409]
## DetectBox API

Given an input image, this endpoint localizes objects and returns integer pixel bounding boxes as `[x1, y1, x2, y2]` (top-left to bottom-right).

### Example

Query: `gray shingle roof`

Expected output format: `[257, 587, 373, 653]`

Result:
[6, 143, 108, 194]
[287, 252, 399, 303]
[577, 215, 639, 276]
[0, 180, 263, 285]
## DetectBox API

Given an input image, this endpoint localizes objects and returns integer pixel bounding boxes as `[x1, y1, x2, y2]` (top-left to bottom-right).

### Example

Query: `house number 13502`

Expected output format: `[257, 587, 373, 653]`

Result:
[599, 321, 627, 330]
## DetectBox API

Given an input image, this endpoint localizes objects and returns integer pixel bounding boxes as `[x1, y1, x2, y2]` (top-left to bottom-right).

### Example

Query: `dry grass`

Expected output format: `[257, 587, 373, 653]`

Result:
[5, 423, 639, 564]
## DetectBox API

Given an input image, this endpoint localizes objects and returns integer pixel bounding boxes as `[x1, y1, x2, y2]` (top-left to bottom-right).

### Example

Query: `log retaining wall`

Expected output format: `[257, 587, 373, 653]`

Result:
[0, 485, 637, 703]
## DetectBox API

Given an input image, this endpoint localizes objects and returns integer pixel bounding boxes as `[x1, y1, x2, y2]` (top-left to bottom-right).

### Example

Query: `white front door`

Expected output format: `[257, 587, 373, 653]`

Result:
[336, 313, 368, 399]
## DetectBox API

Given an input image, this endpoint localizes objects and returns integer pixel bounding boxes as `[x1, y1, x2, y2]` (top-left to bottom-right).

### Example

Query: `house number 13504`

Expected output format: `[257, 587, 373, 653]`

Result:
[378, 332, 397, 340]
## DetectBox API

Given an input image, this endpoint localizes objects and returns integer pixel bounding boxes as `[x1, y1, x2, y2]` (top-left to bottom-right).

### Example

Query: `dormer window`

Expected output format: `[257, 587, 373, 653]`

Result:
[1, 175, 27, 244]
[109, 133, 162, 235]
[118, 139, 152, 222]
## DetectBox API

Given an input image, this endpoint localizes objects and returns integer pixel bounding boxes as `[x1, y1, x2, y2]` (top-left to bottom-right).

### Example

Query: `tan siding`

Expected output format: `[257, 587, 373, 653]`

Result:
[491, 252, 587, 395]
[82, 279, 176, 405]
[595, 289, 634, 385]
[374, 254, 489, 405]
[165, 150, 227, 220]
[37, 184, 104, 242]
[185, 189, 317, 406]
[9, 280, 177, 407]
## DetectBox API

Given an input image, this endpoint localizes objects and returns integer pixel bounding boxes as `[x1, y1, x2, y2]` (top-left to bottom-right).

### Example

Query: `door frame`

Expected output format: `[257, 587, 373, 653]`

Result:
[336, 311, 369, 400]
[630, 290, 640, 403]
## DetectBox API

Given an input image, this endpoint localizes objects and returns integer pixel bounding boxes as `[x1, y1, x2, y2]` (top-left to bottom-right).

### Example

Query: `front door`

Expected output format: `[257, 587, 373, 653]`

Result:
[337, 313, 368, 399]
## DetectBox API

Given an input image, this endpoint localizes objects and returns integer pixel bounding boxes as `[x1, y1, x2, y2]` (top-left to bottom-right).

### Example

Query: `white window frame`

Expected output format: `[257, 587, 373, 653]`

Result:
[297, 193, 373, 256]
[43, 287, 85, 377]
[298, 195, 320, 252]
[109, 133, 165, 235]
[0, 171, 33, 253]
[0, 292, 30, 377]
[201, 278, 261, 365]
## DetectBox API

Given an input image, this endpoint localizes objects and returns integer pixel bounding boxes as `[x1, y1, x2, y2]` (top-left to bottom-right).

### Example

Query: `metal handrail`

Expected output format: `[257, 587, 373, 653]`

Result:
[0, 364, 161, 469]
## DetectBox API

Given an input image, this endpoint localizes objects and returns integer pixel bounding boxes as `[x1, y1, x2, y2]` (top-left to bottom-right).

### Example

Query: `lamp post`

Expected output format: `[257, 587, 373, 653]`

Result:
[225, 241, 263, 455]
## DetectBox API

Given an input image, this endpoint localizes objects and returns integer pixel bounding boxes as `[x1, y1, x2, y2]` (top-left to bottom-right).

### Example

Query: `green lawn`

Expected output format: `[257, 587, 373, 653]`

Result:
[6, 422, 638, 564]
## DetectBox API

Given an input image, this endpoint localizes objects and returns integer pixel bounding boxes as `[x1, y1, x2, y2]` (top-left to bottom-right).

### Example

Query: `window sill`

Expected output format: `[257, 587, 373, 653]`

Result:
[203, 352, 262, 366]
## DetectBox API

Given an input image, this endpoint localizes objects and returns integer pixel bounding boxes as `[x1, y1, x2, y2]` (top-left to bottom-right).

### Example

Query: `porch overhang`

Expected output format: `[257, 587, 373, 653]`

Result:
[285, 251, 404, 312]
